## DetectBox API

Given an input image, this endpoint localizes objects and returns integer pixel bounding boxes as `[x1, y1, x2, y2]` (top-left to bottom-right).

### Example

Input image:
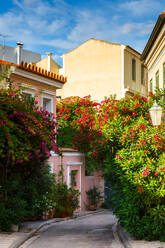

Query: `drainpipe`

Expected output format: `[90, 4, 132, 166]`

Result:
[47, 52, 52, 72]
[16, 42, 23, 64]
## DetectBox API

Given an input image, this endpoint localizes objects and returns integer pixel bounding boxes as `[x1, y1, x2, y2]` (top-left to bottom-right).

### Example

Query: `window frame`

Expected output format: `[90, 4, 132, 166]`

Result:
[21, 88, 34, 98]
[41, 94, 53, 113]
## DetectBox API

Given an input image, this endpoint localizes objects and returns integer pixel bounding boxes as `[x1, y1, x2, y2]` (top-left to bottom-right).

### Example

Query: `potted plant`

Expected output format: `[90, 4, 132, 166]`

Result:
[86, 186, 102, 210]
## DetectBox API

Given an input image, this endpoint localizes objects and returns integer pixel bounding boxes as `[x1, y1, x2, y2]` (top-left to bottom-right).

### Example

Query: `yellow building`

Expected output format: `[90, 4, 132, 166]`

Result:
[57, 38, 147, 102]
[142, 12, 165, 92]
[36, 53, 61, 75]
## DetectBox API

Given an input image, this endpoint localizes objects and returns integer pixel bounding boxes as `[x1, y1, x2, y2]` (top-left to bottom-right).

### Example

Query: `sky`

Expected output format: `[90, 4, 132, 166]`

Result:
[0, 0, 164, 65]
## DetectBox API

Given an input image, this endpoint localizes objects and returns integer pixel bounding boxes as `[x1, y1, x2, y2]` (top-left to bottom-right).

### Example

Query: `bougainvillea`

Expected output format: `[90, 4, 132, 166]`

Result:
[0, 88, 58, 200]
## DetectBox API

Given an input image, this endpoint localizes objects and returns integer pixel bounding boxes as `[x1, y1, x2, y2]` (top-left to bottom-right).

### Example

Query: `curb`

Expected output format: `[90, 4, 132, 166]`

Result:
[9, 209, 105, 248]
[112, 223, 125, 248]
[117, 223, 132, 248]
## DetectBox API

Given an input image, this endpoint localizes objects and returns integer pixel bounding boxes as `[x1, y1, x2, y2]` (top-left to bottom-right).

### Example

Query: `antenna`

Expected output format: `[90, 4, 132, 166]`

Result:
[0, 33, 11, 60]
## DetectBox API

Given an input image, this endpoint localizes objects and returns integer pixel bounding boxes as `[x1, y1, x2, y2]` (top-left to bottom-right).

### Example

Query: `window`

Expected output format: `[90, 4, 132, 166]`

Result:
[70, 170, 77, 187]
[149, 79, 153, 92]
[163, 63, 165, 89]
[22, 92, 32, 98]
[155, 70, 159, 88]
[132, 59, 136, 81]
[141, 65, 145, 85]
[21, 89, 34, 101]
[42, 96, 53, 112]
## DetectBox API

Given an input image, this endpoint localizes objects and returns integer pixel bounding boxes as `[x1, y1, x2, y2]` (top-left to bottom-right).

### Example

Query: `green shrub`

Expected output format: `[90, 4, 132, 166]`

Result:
[53, 181, 80, 217]
[86, 186, 102, 209]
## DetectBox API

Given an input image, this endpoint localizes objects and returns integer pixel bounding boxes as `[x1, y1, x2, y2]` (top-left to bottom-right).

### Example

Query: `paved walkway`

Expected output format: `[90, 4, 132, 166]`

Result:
[20, 210, 122, 248]
[0, 209, 165, 248]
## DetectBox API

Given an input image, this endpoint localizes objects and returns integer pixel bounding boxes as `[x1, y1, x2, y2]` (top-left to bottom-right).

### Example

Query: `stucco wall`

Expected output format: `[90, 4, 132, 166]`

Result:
[36, 57, 60, 75]
[10, 73, 57, 115]
[124, 48, 147, 96]
[49, 152, 104, 211]
[58, 39, 122, 102]
[145, 23, 165, 91]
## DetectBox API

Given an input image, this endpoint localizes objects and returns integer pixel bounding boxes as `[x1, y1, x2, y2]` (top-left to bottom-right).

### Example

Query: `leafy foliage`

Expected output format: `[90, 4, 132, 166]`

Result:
[57, 91, 165, 241]
[0, 86, 58, 230]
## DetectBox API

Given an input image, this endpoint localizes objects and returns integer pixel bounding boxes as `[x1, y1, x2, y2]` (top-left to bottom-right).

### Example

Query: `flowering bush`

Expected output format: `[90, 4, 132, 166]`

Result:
[102, 95, 165, 241]
[0, 86, 58, 230]
[57, 91, 165, 241]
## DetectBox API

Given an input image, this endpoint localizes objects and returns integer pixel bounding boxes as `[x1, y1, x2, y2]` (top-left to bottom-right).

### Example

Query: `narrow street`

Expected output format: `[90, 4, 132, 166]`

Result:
[21, 210, 123, 248]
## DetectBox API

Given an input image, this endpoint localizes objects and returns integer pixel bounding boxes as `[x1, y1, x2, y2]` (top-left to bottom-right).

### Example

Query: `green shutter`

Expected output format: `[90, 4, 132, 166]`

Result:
[132, 59, 136, 81]
[150, 79, 153, 92]
[155, 70, 159, 88]
[163, 63, 165, 89]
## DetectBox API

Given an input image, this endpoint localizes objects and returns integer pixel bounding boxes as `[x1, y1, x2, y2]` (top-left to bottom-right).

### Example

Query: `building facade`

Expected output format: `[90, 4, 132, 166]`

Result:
[50, 148, 104, 211]
[57, 38, 147, 102]
[0, 42, 41, 64]
[0, 60, 103, 212]
[142, 12, 165, 92]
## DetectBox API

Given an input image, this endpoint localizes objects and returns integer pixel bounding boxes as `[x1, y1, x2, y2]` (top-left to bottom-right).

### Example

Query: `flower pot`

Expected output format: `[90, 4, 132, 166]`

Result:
[88, 205, 96, 211]
[11, 224, 19, 232]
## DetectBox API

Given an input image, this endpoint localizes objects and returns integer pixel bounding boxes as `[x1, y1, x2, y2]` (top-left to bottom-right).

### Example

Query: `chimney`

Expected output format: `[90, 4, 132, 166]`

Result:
[16, 42, 23, 64]
[47, 52, 52, 72]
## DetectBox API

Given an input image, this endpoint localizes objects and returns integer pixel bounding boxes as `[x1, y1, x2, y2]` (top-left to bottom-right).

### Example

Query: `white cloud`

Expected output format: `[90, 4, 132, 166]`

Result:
[119, 0, 162, 16]
[0, 0, 160, 58]
[120, 22, 154, 36]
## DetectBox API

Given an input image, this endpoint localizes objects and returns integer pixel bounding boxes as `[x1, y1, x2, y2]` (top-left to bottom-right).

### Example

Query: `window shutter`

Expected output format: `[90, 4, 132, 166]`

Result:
[155, 70, 159, 88]
[132, 59, 136, 81]
[149, 79, 153, 92]
[163, 63, 165, 89]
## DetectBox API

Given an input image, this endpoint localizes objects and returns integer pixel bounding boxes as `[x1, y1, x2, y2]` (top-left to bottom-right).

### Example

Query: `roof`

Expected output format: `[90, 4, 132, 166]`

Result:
[36, 55, 61, 69]
[0, 60, 66, 84]
[64, 38, 122, 55]
[141, 12, 165, 60]
[64, 38, 141, 56]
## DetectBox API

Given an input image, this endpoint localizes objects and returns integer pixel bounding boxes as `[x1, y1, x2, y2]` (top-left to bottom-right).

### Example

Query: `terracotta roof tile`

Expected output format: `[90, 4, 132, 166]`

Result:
[0, 60, 66, 84]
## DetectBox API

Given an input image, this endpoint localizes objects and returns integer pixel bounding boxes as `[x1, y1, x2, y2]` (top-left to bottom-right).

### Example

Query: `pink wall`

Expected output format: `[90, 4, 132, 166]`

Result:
[49, 149, 104, 212]
[10, 73, 104, 212]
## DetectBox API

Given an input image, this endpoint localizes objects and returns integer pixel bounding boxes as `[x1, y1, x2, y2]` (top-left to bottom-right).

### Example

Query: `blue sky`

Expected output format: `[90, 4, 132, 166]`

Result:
[0, 0, 164, 65]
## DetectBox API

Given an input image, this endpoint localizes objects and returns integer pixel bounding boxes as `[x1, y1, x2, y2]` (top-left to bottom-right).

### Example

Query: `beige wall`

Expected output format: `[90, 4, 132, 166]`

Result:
[36, 56, 60, 75]
[124, 48, 147, 96]
[57, 39, 123, 102]
[145, 23, 165, 92]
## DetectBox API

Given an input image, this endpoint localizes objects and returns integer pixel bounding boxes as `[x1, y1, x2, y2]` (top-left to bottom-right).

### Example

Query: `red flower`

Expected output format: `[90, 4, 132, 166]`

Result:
[138, 188, 144, 194]
[154, 172, 159, 175]
[142, 170, 149, 176]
